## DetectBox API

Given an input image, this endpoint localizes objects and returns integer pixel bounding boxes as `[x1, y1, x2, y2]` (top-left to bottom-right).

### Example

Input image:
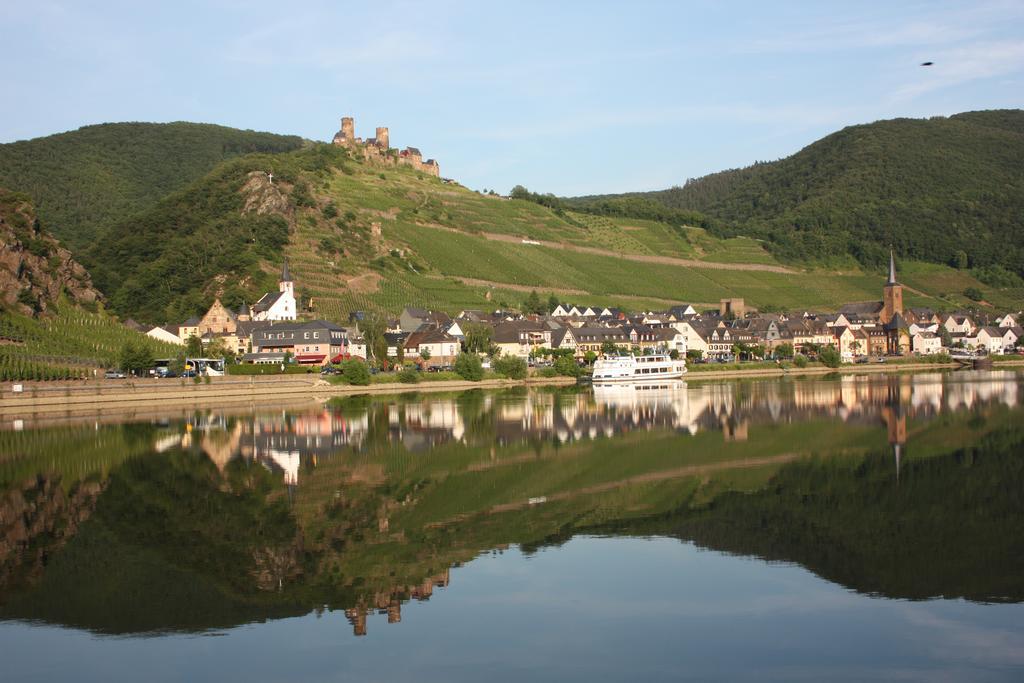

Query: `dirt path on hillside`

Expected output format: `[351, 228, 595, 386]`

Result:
[416, 223, 797, 273]
[423, 274, 716, 308]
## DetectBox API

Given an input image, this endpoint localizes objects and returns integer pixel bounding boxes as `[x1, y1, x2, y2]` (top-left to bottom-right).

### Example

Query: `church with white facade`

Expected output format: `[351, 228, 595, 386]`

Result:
[252, 260, 297, 322]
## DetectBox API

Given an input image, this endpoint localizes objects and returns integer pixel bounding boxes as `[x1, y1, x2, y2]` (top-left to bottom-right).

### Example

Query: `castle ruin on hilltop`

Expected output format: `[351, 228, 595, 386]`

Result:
[332, 116, 440, 177]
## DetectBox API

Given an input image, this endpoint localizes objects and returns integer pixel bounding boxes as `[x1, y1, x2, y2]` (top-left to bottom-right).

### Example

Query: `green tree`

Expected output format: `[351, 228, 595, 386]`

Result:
[553, 354, 581, 377]
[398, 366, 419, 383]
[205, 337, 234, 362]
[793, 354, 809, 368]
[819, 346, 842, 368]
[775, 343, 794, 359]
[547, 294, 560, 313]
[523, 290, 543, 315]
[584, 350, 598, 365]
[359, 313, 388, 365]
[454, 352, 484, 381]
[169, 352, 186, 376]
[686, 349, 703, 361]
[420, 348, 432, 363]
[493, 354, 527, 379]
[940, 327, 953, 348]
[185, 334, 203, 357]
[601, 340, 621, 356]
[964, 287, 984, 302]
[119, 341, 154, 376]
[463, 323, 493, 353]
[342, 359, 370, 385]
[953, 250, 969, 270]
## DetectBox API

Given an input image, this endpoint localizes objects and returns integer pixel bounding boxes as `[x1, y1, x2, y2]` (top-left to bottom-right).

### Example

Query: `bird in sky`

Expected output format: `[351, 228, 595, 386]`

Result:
[920, 61, 934, 66]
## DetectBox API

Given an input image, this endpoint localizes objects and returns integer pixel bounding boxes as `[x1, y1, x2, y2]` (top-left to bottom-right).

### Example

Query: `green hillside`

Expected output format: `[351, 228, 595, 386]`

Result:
[0, 122, 304, 250]
[570, 110, 1024, 280]
[81, 138, 1022, 324]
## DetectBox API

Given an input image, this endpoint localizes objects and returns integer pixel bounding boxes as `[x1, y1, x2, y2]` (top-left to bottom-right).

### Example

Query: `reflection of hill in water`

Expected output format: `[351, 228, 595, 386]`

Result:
[0, 372, 1022, 635]
[593, 418, 1024, 603]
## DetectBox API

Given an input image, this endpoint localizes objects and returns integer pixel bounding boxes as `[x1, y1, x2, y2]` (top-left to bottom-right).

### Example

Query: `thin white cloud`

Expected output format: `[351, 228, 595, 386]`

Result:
[899, 604, 1024, 667]
[740, 1, 1023, 54]
[463, 103, 858, 142]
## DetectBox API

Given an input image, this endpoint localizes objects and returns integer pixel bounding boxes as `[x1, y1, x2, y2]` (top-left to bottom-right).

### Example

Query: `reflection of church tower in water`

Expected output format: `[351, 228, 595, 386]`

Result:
[880, 377, 908, 480]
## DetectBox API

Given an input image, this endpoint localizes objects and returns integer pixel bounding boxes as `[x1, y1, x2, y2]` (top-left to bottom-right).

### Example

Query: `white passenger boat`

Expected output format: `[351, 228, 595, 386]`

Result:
[592, 353, 686, 382]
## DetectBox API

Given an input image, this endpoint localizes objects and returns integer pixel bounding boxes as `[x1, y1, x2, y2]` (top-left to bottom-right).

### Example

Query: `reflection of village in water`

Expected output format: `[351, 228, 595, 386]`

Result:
[3, 371, 1021, 639]
[153, 372, 1023, 635]
[171, 372, 1021, 491]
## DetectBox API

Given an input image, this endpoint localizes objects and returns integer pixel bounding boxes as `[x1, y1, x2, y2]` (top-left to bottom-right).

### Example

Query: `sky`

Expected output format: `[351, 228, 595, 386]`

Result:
[2, 0, 1023, 196]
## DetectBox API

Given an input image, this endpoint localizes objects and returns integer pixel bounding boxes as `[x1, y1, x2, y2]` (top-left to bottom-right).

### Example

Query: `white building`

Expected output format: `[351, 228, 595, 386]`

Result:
[912, 331, 943, 355]
[251, 260, 297, 322]
[145, 325, 184, 346]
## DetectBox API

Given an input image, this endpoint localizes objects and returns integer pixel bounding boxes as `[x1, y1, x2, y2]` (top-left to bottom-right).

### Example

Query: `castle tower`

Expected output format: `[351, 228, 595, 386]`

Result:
[881, 249, 903, 324]
[375, 126, 389, 149]
[333, 117, 356, 146]
[279, 258, 294, 297]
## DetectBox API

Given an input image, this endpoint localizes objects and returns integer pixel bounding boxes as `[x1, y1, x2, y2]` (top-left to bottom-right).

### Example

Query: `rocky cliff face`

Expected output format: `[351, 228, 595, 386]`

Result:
[0, 189, 102, 315]
[0, 474, 105, 594]
[240, 171, 293, 219]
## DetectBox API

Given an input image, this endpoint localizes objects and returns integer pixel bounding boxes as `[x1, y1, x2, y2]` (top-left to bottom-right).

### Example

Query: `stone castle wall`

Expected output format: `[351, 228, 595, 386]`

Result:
[331, 116, 439, 177]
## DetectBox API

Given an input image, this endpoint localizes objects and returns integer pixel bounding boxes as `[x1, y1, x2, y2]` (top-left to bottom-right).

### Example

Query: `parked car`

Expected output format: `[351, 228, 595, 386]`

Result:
[104, 369, 126, 379]
[320, 366, 341, 375]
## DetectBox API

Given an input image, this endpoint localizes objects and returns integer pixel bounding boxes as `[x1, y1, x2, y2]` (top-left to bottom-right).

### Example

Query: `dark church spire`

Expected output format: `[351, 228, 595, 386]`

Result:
[887, 249, 897, 285]
[281, 258, 292, 283]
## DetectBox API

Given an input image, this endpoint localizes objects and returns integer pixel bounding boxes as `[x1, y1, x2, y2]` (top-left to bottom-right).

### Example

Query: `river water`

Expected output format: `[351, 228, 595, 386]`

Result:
[1, 371, 1023, 682]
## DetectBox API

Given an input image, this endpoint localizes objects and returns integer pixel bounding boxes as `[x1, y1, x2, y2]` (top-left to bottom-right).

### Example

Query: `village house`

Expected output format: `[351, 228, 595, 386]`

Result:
[666, 304, 698, 320]
[573, 326, 631, 355]
[400, 307, 453, 333]
[384, 331, 410, 359]
[403, 328, 460, 366]
[912, 331, 943, 355]
[198, 298, 237, 336]
[942, 314, 975, 336]
[832, 326, 858, 360]
[246, 320, 346, 365]
[970, 326, 1018, 354]
[652, 327, 687, 356]
[492, 321, 552, 358]
[177, 317, 200, 342]
[550, 326, 578, 354]
[996, 313, 1020, 328]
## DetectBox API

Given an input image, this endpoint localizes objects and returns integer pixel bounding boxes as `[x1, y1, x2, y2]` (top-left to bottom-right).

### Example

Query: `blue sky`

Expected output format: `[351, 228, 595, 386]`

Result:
[3, 1, 1023, 195]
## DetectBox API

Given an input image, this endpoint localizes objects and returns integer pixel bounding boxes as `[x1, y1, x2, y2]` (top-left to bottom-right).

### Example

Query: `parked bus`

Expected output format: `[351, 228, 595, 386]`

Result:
[150, 357, 226, 377]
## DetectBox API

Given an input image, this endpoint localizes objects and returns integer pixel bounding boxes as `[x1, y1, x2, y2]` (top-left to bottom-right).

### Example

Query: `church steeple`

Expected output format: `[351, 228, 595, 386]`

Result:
[278, 258, 294, 300]
[881, 247, 904, 330]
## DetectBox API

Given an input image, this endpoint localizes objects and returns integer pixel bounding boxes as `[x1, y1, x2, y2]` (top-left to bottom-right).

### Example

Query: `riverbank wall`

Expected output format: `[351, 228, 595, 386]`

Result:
[2, 361, 1021, 418]
[0, 374, 577, 418]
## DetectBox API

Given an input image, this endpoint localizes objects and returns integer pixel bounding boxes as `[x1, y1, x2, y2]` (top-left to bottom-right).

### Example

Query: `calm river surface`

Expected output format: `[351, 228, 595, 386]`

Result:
[1, 371, 1023, 682]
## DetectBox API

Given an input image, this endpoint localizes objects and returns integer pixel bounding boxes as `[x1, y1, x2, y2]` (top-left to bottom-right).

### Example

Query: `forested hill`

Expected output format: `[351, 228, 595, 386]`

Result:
[568, 110, 1024, 278]
[0, 122, 305, 250]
